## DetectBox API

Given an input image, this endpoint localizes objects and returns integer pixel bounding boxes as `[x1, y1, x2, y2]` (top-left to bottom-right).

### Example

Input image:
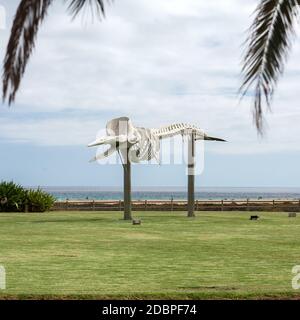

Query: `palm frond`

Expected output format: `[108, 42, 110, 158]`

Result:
[2, 0, 53, 105]
[240, 0, 299, 134]
[67, 0, 108, 19]
[2, 0, 110, 105]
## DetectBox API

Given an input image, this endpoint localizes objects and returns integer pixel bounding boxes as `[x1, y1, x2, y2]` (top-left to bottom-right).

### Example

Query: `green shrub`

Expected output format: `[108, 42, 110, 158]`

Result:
[0, 181, 56, 212]
[26, 188, 56, 212]
[0, 181, 27, 212]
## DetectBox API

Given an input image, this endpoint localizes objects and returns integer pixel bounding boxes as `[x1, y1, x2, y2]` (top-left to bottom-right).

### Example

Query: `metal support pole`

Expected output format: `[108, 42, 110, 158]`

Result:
[187, 132, 196, 217]
[123, 148, 132, 220]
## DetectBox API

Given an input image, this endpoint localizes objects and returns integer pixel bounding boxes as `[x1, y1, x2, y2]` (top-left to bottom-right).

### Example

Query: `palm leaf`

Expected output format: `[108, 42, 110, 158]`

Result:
[67, 0, 107, 18]
[2, 0, 109, 105]
[240, 0, 299, 134]
[2, 0, 53, 105]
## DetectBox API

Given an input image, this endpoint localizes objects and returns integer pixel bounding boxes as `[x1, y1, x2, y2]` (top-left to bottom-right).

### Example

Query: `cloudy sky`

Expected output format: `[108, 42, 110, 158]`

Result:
[1, 0, 300, 188]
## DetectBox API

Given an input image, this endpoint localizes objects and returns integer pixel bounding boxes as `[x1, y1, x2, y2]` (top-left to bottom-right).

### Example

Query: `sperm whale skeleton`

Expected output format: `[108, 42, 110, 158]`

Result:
[88, 117, 225, 163]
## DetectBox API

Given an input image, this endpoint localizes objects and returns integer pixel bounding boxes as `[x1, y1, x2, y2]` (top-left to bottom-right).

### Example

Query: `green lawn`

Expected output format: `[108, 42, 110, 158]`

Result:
[0, 211, 300, 299]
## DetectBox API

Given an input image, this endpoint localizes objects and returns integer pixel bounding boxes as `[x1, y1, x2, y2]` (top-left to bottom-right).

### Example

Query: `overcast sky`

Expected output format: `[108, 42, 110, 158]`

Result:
[1, 0, 300, 188]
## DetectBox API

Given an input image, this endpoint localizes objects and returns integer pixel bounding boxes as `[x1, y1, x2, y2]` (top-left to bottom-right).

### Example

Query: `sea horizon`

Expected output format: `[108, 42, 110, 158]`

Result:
[29, 186, 300, 201]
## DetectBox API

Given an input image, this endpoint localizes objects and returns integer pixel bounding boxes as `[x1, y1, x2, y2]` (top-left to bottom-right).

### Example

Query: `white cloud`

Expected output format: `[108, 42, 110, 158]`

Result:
[1, 0, 300, 155]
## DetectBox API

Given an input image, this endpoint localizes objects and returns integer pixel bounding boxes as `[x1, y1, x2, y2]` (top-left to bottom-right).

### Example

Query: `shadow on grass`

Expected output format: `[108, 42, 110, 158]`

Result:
[0, 292, 300, 300]
[31, 218, 108, 224]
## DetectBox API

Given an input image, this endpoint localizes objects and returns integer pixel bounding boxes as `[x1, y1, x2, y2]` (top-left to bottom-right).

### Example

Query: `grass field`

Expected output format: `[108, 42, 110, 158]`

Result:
[0, 211, 300, 299]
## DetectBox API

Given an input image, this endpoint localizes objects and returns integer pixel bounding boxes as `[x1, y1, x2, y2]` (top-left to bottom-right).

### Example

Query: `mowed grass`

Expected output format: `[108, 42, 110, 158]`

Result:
[0, 211, 300, 299]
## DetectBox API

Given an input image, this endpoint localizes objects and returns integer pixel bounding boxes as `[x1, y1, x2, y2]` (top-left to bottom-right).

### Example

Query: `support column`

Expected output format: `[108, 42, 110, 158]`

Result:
[187, 132, 196, 217]
[123, 148, 132, 220]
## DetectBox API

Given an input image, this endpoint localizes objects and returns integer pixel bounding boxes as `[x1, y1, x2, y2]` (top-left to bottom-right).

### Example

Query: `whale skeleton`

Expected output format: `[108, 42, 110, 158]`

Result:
[88, 117, 225, 163]
[88, 117, 225, 220]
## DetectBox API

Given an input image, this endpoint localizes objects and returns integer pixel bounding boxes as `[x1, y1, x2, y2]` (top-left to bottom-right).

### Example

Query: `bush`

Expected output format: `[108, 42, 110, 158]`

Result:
[26, 188, 55, 212]
[0, 181, 27, 212]
[0, 181, 55, 212]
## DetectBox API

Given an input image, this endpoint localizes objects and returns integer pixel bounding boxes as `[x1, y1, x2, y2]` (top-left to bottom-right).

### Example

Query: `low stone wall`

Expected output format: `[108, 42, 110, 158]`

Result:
[52, 200, 300, 212]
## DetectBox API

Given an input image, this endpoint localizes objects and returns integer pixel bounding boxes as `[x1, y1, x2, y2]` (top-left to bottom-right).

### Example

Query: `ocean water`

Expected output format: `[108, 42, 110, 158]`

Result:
[38, 187, 300, 201]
